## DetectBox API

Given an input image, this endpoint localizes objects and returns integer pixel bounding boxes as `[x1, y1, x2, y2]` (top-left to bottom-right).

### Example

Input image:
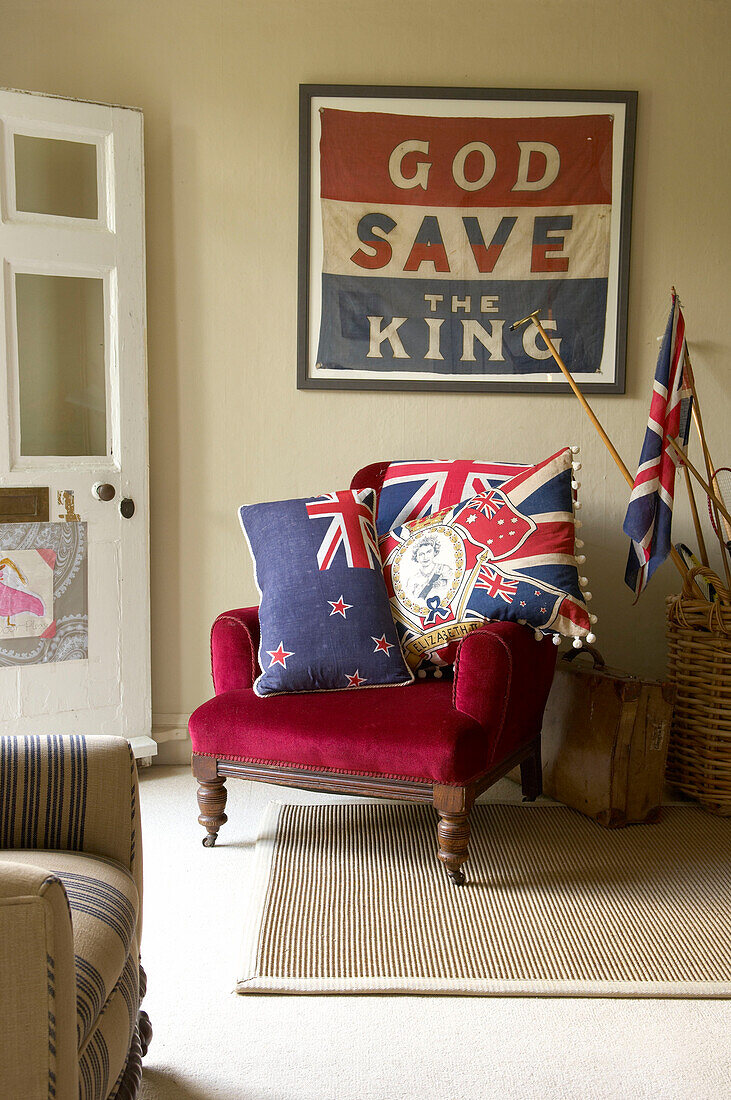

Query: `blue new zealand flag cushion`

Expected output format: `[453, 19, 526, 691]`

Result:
[239, 488, 414, 697]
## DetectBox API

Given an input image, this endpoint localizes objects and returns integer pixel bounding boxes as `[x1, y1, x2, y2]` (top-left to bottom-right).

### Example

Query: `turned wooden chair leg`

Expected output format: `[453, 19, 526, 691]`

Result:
[433, 783, 475, 885]
[520, 737, 543, 802]
[197, 776, 228, 846]
[193, 757, 228, 847]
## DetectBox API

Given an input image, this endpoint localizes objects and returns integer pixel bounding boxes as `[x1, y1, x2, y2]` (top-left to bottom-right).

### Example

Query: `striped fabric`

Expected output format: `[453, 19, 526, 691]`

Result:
[2, 849, 139, 1053]
[0, 734, 142, 908]
[76, 955, 107, 1048]
[59, 870, 137, 954]
[0, 736, 144, 1100]
[0, 734, 88, 851]
[0, 860, 77, 1100]
[239, 802, 731, 996]
[59, 863, 137, 1050]
[78, 953, 139, 1100]
[46, 951, 57, 1098]
[79, 1026, 110, 1100]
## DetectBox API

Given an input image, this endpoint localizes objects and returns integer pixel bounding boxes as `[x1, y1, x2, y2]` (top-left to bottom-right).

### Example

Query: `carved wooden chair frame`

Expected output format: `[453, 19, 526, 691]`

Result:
[192, 735, 542, 885]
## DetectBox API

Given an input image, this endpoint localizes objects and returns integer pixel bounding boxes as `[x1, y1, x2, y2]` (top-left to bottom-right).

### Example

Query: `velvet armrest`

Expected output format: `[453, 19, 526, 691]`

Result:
[453, 622, 558, 770]
[211, 607, 261, 693]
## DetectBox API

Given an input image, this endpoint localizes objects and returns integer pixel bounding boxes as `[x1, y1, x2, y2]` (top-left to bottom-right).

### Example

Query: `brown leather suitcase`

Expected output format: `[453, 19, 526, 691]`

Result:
[536, 648, 676, 827]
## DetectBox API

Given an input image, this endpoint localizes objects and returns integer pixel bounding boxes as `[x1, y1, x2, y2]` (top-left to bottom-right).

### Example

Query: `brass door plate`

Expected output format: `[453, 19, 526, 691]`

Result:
[57, 490, 80, 522]
[0, 486, 50, 523]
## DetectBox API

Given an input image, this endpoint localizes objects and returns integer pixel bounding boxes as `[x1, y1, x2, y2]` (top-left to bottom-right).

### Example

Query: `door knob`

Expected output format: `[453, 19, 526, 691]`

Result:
[92, 482, 116, 501]
[120, 498, 135, 519]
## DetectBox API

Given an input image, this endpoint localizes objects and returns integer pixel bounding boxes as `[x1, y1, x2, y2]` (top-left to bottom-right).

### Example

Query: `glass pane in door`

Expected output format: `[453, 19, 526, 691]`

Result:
[14, 134, 98, 219]
[16, 273, 107, 456]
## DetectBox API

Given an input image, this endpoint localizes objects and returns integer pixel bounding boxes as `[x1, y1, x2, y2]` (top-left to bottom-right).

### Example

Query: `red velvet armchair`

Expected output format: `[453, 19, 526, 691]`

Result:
[188, 463, 558, 885]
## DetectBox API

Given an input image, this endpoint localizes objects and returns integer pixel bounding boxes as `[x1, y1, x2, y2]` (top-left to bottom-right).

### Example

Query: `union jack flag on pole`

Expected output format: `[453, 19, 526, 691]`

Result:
[623, 291, 693, 597]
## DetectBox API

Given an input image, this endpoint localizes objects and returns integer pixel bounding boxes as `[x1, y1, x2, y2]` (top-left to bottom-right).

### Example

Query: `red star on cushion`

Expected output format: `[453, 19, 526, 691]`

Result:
[345, 670, 367, 687]
[328, 595, 353, 618]
[267, 642, 294, 668]
[372, 634, 395, 655]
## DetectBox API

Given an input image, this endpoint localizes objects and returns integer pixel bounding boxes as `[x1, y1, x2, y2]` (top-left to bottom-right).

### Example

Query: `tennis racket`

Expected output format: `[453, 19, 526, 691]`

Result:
[707, 466, 731, 548]
[675, 543, 716, 600]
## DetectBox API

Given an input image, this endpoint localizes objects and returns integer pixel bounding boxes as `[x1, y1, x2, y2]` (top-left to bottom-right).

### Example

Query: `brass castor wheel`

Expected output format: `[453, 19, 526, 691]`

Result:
[447, 868, 466, 886]
[202, 834, 217, 848]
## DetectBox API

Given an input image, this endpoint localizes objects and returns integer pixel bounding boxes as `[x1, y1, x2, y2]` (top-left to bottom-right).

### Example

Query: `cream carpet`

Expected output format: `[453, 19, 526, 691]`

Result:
[239, 801, 731, 996]
[137, 766, 731, 1099]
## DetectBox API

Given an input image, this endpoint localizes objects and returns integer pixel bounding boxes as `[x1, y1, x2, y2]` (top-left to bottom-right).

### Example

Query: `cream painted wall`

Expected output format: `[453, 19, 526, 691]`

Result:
[1, 0, 729, 732]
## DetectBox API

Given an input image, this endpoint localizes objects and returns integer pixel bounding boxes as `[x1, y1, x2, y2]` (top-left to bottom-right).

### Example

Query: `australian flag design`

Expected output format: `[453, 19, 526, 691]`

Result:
[380, 449, 591, 673]
[239, 488, 413, 696]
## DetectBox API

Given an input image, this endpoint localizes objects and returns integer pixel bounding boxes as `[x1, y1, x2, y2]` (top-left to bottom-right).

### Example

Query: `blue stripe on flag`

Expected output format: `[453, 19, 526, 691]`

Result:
[316, 275, 608, 376]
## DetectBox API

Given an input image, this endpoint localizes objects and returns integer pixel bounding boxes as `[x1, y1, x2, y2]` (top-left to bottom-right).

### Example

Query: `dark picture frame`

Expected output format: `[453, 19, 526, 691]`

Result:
[297, 85, 637, 394]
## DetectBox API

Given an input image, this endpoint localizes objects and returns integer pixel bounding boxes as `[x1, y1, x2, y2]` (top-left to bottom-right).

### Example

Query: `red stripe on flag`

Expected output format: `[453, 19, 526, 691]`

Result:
[320, 532, 338, 570]
[515, 520, 575, 558]
[440, 460, 481, 507]
[320, 111, 613, 208]
[558, 597, 591, 630]
[633, 465, 659, 488]
[470, 242, 504, 272]
[659, 452, 677, 495]
[500, 448, 568, 495]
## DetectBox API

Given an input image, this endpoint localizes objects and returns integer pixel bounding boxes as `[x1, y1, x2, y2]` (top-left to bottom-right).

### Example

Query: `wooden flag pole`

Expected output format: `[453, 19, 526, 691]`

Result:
[682, 344, 731, 574]
[682, 464, 710, 566]
[511, 311, 634, 486]
[667, 435, 731, 591]
[669, 293, 717, 484]
[667, 437, 731, 527]
[672, 302, 715, 484]
[510, 310, 704, 597]
[669, 438, 731, 591]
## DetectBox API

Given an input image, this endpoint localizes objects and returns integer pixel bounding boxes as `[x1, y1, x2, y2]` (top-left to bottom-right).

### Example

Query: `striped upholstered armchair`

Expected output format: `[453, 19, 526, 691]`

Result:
[0, 735, 150, 1100]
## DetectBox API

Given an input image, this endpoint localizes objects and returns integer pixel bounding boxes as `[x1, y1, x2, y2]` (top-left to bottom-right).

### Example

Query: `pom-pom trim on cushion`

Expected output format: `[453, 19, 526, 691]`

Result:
[379, 446, 595, 672]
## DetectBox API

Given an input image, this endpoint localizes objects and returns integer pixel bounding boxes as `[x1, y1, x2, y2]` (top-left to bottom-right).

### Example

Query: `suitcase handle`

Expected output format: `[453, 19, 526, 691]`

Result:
[561, 643, 606, 669]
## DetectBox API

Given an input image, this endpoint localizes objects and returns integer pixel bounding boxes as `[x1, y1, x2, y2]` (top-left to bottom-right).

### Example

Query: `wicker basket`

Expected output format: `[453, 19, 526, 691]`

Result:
[665, 566, 731, 815]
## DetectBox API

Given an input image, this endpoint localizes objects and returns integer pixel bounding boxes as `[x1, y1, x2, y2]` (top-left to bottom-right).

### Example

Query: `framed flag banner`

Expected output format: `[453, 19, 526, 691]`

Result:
[298, 85, 637, 394]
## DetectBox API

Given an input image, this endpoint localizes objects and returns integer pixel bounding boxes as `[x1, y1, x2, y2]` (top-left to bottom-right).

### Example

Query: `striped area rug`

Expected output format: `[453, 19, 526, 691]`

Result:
[238, 801, 731, 996]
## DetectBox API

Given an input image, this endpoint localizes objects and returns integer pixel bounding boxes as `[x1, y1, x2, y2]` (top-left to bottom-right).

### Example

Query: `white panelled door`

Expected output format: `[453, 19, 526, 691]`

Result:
[0, 89, 152, 757]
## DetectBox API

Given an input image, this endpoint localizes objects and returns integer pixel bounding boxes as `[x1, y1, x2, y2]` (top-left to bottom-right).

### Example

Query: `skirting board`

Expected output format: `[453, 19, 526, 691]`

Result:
[152, 713, 190, 764]
[153, 739, 192, 766]
[153, 713, 190, 744]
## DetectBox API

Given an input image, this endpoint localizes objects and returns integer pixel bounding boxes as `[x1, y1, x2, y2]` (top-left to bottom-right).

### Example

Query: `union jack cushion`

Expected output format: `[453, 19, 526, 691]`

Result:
[379, 448, 592, 675]
[239, 488, 413, 696]
[375, 459, 531, 537]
